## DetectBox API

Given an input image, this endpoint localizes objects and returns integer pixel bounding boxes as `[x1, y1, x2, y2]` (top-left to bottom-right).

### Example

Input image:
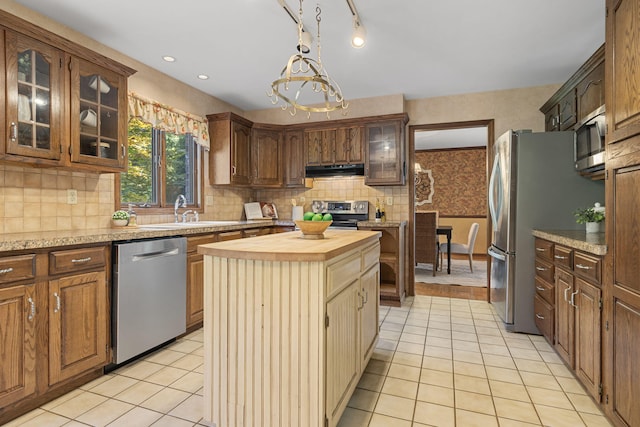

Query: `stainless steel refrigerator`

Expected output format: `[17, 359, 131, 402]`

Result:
[488, 130, 604, 334]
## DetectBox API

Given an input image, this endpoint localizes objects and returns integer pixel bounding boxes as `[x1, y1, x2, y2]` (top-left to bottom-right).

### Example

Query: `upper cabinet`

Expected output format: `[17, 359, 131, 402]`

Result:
[283, 130, 306, 188]
[0, 11, 135, 172]
[365, 118, 407, 186]
[304, 126, 364, 166]
[70, 58, 128, 170]
[541, 44, 604, 131]
[208, 112, 252, 186]
[606, 0, 640, 145]
[4, 31, 63, 162]
[252, 126, 283, 187]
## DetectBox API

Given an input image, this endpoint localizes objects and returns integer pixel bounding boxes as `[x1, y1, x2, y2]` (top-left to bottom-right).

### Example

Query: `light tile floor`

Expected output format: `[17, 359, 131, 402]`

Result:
[5, 295, 613, 427]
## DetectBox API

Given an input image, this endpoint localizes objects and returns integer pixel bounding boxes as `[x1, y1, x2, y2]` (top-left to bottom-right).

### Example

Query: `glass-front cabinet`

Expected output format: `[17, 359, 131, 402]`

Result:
[5, 31, 62, 161]
[365, 120, 405, 185]
[70, 57, 127, 170]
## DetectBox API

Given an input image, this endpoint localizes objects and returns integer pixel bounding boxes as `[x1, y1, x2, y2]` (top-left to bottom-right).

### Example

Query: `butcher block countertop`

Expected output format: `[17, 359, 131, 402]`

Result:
[198, 229, 381, 261]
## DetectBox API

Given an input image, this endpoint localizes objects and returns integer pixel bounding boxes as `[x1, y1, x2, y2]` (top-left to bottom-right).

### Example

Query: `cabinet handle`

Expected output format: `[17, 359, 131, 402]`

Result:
[535, 266, 547, 271]
[53, 292, 61, 313]
[570, 290, 579, 308]
[27, 297, 35, 321]
[535, 248, 546, 252]
[554, 255, 567, 260]
[564, 285, 571, 302]
[10, 122, 17, 142]
[536, 286, 545, 291]
[535, 313, 545, 320]
[71, 257, 92, 263]
[232, 165, 237, 175]
[363, 289, 369, 304]
[0, 267, 14, 275]
[575, 264, 592, 270]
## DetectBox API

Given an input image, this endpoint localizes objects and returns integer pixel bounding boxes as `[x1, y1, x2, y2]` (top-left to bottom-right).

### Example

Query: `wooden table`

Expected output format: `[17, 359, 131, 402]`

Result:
[437, 226, 453, 274]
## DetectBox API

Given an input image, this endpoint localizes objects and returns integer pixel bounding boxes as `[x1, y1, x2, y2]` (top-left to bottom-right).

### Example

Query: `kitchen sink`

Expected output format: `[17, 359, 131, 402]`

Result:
[139, 221, 244, 229]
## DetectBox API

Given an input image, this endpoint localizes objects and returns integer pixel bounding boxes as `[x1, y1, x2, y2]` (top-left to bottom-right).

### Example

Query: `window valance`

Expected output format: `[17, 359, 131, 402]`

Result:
[128, 92, 210, 149]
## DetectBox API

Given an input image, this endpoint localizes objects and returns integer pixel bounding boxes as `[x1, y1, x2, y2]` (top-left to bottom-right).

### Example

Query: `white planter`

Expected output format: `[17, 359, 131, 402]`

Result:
[112, 219, 129, 227]
[586, 221, 603, 233]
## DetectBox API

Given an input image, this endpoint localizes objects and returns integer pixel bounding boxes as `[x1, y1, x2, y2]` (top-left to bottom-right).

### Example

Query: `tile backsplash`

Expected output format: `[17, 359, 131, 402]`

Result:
[0, 164, 409, 235]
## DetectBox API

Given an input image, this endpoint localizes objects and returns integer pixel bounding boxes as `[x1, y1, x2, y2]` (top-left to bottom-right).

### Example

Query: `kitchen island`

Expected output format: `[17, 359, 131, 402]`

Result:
[198, 229, 381, 427]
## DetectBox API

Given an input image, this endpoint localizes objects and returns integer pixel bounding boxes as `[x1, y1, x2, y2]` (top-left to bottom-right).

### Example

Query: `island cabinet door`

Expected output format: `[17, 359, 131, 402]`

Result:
[325, 279, 360, 426]
[360, 264, 379, 370]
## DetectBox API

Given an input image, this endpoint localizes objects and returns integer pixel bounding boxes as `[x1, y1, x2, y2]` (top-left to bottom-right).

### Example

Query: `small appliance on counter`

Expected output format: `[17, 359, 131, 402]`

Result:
[311, 200, 368, 229]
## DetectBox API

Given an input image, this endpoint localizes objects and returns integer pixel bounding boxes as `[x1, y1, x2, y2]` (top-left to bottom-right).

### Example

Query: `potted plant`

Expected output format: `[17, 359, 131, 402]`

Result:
[574, 206, 605, 233]
[112, 210, 130, 227]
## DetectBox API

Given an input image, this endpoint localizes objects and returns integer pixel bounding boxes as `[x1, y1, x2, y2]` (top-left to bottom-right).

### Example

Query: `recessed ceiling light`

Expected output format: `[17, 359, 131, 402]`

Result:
[197, 74, 209, 80]
[162, 55, 176, 62]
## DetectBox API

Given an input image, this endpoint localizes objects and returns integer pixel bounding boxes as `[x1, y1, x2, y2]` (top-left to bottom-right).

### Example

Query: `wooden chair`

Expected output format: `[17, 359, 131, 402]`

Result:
[415, 211, 439, 276]
[439, 222, 480, 272]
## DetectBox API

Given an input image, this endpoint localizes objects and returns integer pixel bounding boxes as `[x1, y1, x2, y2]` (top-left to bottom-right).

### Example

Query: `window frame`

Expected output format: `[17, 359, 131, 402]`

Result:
[116, 120, 205, 215]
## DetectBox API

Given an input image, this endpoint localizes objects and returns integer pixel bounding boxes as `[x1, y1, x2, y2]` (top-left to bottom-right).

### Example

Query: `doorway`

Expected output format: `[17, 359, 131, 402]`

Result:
[408, 120, 494, 301]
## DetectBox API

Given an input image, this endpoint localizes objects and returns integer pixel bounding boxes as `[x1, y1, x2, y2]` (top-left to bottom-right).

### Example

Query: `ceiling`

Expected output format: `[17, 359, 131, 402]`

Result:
[13, 0, 604, 113]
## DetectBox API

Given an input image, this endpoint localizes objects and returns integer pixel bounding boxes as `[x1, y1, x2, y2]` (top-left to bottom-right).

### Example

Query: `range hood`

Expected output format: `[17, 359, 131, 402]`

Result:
[305, 163, 365, 178]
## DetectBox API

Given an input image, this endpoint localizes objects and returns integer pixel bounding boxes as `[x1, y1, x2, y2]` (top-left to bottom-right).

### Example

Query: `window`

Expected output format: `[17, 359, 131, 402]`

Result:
[118, 117, 202, 211]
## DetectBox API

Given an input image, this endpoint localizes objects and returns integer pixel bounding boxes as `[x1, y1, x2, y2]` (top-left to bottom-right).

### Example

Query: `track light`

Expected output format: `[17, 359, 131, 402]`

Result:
[351, 20, 366, 48]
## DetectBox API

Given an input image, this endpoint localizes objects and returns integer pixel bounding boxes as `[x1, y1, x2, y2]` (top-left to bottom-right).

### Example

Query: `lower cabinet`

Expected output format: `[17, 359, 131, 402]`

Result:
[48, 271, 107, 385]
[574, 277, 601, 399]
[0, 246, 109, 424]
[0, 284, 37, 408]
[186, 235, 218, 329]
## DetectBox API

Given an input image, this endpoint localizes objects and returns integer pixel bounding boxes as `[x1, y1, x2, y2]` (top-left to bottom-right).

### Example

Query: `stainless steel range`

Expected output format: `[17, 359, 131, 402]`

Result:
[311, 200, 369, 229]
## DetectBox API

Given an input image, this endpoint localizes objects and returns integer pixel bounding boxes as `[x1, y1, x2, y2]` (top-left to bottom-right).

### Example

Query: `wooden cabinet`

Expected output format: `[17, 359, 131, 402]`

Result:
[251, 127, 282, 187]
[70, 57, 128, 171]
[541, 44, 604, 131]
[208, 113, 252, 186]
[365, 120, 406, 185]
[605, 0, 640, 145]
[283, 130, 306, 187]
[48, 270, 106, 384]
[358, 223, 405, 306]
[305, 126, 363, 167]
[0, 283, 37, 408]
[186, 235, 217, 330]
[550, 242, 602, 401]
[4, 30, 63, 163]
[359, 258, 379, 369]
[335, 127, 364, 164]
[534, 238, 555, 343]
[0, 11, 135, 172]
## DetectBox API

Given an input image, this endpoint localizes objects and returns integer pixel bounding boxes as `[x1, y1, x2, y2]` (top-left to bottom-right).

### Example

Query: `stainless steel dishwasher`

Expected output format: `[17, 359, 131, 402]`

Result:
[112, 237, 187, 364]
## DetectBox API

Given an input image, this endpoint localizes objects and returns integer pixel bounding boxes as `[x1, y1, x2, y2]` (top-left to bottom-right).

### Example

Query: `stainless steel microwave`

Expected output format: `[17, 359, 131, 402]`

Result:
[574, 106, 605, 173]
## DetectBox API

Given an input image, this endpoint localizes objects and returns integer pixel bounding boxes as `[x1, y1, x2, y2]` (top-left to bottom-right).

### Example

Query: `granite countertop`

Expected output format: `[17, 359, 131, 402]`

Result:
[0, 220, 295, 252]
[532, 229, 607, 256]
[198, 229, 381, 261]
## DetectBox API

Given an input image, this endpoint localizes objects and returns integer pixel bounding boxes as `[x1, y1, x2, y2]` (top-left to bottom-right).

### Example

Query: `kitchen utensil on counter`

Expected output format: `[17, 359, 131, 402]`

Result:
[292, 206, 303, 221]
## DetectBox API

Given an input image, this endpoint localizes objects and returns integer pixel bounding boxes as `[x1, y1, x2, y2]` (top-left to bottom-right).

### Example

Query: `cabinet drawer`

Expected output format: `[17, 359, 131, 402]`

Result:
[535, 258, 554, 284]
[0, 254, 36, 284]
[574, 251, 601, 284]
[535, 276, 555, 306]
[49, 247, 106, 275]
[187, 234, 217, 252]
[554, 245, 573, 270]
[242, 228, 271, 238]
[534, 294, 554, 343]
[362, 243, 380, 272]
[217, 231, 243, 241]
[534, 239, 554, 262]
[327, 253, 361, 297]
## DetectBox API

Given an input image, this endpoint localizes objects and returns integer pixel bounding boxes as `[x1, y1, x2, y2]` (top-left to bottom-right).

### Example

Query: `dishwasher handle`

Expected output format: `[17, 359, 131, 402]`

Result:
[131, 247, 180, 262]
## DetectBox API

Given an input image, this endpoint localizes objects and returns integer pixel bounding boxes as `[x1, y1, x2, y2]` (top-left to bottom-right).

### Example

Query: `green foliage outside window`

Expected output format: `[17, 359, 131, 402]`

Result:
[121, 118, 154, 205]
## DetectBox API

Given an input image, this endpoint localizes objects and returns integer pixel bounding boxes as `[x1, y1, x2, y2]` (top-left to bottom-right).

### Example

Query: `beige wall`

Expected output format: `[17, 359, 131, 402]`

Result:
[0, 1, 563, 234]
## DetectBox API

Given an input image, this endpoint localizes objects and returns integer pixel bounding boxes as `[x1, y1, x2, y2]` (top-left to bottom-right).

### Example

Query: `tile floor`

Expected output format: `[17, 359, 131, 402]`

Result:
[6, 295, 613, 427]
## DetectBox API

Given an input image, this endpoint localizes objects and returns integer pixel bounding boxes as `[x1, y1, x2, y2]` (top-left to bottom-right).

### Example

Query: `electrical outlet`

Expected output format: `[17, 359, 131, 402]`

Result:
[299, 196, 305, 202]
[386, 197, 393, 206]
[67, 189, 78, 205]
[206, 196, 214, 206]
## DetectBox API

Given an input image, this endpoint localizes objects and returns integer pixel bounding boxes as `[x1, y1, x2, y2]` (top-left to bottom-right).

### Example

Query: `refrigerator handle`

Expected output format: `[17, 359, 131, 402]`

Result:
[488, 246, 506, 261]
[488, 152, 500, 230]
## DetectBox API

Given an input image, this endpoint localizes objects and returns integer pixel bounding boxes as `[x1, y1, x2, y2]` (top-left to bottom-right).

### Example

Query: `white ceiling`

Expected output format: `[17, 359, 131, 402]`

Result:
[12, 0, 605, 113]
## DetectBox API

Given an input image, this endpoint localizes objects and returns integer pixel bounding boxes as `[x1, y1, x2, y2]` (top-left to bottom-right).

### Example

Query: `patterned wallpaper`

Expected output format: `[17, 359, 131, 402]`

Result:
[415, 147, 487, 217]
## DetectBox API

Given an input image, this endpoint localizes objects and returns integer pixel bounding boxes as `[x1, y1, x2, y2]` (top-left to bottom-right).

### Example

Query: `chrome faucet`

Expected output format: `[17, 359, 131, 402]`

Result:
[174, 194, 187, 223]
